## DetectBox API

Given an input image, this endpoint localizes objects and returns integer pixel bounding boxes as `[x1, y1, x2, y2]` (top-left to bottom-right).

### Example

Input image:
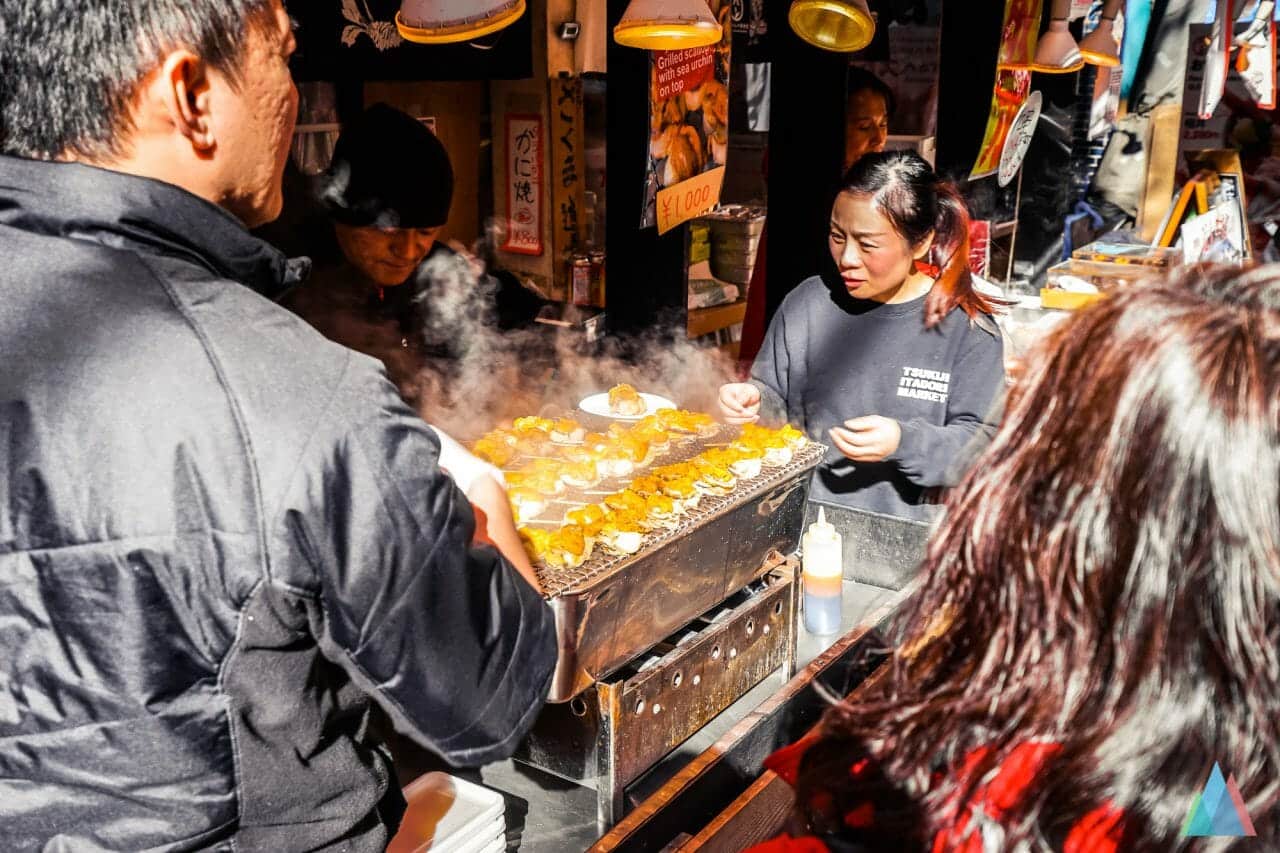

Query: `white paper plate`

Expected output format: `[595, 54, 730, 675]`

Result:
[578, 391, 676, 421]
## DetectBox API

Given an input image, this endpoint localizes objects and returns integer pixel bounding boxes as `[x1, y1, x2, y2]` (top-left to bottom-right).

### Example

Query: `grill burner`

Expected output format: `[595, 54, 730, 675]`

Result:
[526, 424, 826, 703]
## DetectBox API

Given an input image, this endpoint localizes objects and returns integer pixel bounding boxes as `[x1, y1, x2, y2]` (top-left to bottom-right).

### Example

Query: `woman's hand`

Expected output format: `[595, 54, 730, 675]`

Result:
[719, 382, 762, 424]
[829, 416, 901, 462]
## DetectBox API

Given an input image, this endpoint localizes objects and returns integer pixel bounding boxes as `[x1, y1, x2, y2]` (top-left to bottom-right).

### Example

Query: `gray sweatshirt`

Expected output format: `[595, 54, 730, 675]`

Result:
[751, 276, 1005, 522]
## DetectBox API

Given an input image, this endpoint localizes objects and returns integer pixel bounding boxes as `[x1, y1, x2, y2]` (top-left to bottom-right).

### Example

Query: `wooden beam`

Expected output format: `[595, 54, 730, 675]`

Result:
[677, 771, 795, 853]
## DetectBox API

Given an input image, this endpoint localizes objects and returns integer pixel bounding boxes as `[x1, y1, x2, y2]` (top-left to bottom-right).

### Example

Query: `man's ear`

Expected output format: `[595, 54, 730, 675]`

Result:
[154, 50, 215, 152]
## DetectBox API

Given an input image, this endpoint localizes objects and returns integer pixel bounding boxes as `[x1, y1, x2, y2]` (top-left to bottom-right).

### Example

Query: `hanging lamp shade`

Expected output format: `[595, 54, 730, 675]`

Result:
[396, 0, 526, 45]
[1078, 17, 1121, 67]
[1032, 19, 1084, 73]
[613, 0, 723, 50]
[788, 0, 875, 53]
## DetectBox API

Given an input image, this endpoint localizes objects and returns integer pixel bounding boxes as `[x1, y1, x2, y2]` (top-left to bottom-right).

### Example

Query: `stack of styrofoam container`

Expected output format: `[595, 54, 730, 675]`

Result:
[387, 772, 507, 853]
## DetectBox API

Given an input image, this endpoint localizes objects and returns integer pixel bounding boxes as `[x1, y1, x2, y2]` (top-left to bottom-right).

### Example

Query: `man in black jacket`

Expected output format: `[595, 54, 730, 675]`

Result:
[0, 2, 557, 851]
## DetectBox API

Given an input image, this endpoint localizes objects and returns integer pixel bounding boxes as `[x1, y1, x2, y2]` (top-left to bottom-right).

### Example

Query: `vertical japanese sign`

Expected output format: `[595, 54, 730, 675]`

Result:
[642, 0, 731, 232]
[550, 76, 587, 262]
[503, 114, 543, 256]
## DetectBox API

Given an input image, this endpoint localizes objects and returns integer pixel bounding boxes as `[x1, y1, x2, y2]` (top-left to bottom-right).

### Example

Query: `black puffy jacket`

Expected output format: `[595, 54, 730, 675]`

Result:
[0, 156, 557, 852]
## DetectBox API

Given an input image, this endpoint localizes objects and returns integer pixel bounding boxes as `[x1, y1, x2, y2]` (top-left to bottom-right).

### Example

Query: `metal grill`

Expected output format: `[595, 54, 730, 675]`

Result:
[532, 434, 827, 598]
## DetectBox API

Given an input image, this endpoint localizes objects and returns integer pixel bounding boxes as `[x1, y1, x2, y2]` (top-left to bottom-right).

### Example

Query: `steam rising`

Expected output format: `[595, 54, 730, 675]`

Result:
[403, 237, 739, 440]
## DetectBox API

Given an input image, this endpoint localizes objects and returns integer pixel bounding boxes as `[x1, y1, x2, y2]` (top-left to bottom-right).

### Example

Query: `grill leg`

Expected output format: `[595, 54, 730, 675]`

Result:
[595, 684, 624, 831]
[782, 558, 801, 680]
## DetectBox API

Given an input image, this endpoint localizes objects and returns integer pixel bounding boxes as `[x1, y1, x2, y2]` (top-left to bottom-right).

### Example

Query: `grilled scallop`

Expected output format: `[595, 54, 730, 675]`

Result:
[608, 383, 646, 417]
[513, 416, 554, 433]
[550, 418, 587, 445]
[518, 527, 554, 564]
[598, 448, 635, 480]
[643, 493, 680, 528]
[471, 437, 515, 468]
[777, 424, 808, 450]
[604, 489, 648, 516]
[596, 511, 646, 555]
[660, 476, 701, 509]
[627, 474, 665, 496]
[560, 460, 601, 489]
[566, 503, 606, 527]
[509, 487, 549, 523]
[727, 451, 762, 480]
[550, 525, 592, 568]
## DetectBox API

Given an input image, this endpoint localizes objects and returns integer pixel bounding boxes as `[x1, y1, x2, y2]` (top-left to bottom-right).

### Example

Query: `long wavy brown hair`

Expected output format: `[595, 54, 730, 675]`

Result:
[798, 265, 1280, 850]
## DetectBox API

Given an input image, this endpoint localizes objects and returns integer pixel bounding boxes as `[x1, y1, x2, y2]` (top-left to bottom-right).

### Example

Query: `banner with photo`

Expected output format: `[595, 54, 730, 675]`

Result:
[641, 0, 732, 232]
[972, 69, 1032, 179]
[972, 0, 1041, 178]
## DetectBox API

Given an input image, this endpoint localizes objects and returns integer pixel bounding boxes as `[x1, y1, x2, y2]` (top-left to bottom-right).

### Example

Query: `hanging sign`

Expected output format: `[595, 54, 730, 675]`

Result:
[550, 76, 587, 263]
[503, 114, 544, 256]
[999, 90, 1043, 186]
[1234, 2, 1277, 110]
[1200, 0, 1237, 119]
[997, 0, 1045, 69]
[657, 166, 725, 234]
[641, 0, 732, 230]
[972, 69, 1032, 179]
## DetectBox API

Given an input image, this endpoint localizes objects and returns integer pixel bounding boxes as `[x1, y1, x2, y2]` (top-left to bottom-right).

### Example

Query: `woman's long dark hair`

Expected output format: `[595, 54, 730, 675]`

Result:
[839, 151, 1000, 328]
[799, 265, 1280, 850]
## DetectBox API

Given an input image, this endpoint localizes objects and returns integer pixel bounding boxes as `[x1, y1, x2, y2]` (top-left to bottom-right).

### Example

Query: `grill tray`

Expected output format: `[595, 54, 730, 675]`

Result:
[531, 433, 824, 597]
[526, 428, 825, 701]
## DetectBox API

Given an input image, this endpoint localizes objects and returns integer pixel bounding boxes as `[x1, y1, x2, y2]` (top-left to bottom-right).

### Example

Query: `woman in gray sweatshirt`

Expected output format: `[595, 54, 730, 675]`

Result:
[719, 151, 1005, 522]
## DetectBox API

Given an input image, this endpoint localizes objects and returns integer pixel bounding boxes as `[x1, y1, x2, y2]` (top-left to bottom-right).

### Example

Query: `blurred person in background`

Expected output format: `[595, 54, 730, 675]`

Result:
[261, 103, 545, 410]
[748, 264, 1280, 852]
[843, 66, 895, 173]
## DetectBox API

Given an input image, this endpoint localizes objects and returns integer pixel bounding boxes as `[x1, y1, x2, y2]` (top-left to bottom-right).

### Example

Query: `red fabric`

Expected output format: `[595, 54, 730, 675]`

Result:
[747, 834, 830, 853]
[737, 219, 769, 377]
[843, 801, 876, 829]
[914, 260, 942, 278]
[751, 738, 1125, 853]
[763, 733, 822, 787]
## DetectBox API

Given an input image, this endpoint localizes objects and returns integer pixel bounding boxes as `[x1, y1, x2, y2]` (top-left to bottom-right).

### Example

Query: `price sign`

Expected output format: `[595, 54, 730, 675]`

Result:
[656, 167, 725, 235]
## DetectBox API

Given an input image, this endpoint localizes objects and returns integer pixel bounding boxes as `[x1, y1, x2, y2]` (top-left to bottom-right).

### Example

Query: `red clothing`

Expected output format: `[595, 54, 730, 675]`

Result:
[749, 737, 1125, 853]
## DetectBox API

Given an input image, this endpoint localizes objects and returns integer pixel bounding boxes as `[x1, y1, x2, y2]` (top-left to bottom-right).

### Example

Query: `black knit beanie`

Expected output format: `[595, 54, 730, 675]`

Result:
[321, 103, 455, 229]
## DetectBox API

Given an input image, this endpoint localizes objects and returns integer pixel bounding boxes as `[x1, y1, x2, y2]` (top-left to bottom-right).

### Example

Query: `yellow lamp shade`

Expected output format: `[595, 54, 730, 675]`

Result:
[396, 0, 526, 45]
[614, 0, 723, 51]
[1079, 18, 1121, 67]
[788, 0, 876, 53]
[1032, 20, 1085, 73]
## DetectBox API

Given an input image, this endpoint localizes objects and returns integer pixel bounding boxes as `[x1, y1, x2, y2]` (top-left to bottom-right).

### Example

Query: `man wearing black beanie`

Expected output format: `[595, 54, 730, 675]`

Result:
[271, 103, 543, 405]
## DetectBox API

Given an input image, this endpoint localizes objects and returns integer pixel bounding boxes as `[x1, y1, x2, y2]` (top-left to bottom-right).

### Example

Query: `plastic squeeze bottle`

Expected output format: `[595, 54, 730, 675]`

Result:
[801, 507, 843, 635]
